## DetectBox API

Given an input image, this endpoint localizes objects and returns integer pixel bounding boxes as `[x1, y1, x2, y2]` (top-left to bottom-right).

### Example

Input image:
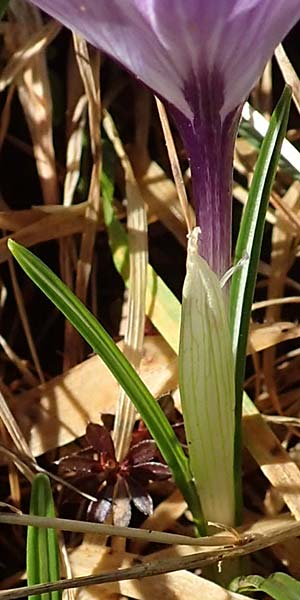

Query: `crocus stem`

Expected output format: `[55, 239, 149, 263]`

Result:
[172, 107, 240, 278]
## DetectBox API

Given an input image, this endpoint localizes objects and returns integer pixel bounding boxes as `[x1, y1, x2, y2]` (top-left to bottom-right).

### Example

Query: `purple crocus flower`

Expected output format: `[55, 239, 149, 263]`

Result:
[26, 0, 300, 275]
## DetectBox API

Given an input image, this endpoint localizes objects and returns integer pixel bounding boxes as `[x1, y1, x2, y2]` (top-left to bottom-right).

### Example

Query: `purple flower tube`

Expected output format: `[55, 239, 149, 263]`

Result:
[25, 0, 300, 275]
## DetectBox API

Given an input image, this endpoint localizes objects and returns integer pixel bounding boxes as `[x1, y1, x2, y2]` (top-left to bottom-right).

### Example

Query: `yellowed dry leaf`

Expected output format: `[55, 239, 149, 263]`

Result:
[130, 490, 186, 555]
[249, 321, 300, 353]
[0, 206, 89, 263]
[14, 336, 177, 457]
[121, 569, 249, 600]
[69, 537, 250, 600]
[243, 410, 300, 519]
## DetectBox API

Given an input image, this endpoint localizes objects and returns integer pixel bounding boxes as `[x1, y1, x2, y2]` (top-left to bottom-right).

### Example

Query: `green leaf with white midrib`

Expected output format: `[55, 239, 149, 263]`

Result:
[230, 86, 292, 524]
[8, 239, 205, 535]
[27, 474, 61, 600]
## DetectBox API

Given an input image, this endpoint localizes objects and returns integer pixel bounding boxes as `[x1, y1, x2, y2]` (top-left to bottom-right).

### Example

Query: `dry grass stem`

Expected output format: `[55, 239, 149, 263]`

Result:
[0, 391, 35, 481]
[5, 517, 300, 600]
[7, 1, 59, 205]
[8, 256, 45, 383]
[155, 97, 193, 233]
[65, 35, 102, 366]
[103, 110, 148, 461]
[0, 19, 61, 93]
[275, 44, 300, 113]
[263, 182, 300, 415]
[0, 513, 237, 548]
[252, 296, 300, 310]
[73, 35, 102, 303]
[0, 334, 38, 387]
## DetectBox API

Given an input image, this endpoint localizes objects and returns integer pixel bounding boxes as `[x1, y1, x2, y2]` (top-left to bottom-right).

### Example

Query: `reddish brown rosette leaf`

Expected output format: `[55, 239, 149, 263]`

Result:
[57, 421, 171, 526]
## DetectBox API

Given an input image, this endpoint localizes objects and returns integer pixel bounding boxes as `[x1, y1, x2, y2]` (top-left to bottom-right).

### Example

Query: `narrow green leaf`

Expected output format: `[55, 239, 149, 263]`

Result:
[101, 157, 181, 353]
[231, 573, 300, 600]
[27, 474, 61, 600]
[261, 573, 300, 600]
[102, 166, 129, 284]
[230, 86, 292, 523]
[8, 239, 205, 534]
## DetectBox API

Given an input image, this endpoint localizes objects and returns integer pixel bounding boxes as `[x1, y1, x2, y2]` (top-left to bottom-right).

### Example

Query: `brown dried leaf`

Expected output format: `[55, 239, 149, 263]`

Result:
[7, 1, 59, 205]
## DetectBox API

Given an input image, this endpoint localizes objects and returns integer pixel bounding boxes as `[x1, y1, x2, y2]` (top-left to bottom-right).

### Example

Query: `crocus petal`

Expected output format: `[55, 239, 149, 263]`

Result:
[27, 0, 300, 275]
[26, 1, 300, 121]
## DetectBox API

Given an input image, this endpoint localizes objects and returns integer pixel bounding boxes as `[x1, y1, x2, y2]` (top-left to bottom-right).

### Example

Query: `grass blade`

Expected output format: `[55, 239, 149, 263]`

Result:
[231, 573, 300, 600]
[27, 473, 61, 600]
[8, 239, 205, 534]
[230, 86, 292, 522]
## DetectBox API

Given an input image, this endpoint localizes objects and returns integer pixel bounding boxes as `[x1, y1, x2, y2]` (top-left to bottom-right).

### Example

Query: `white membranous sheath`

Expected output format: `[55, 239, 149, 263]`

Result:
[179, 227, 235, 526]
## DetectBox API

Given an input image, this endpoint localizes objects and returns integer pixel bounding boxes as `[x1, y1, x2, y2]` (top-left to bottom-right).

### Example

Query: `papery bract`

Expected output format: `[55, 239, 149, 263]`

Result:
[179, 228, 236, 524]
[25, 0, 300, 274]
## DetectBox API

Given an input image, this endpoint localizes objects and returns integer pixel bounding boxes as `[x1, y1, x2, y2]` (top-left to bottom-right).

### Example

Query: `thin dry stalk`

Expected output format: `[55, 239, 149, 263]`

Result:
[252, 296, 300, 311]
[0, 512, 236, 548]
[6, 1, 59, 205]
[0, 390, 35, 481]
[64, 44, 88, 208]
[130, 490, 186, 555]
[68, 35, 102, 366]
[0, 19, 61, 92]
[103, 110, 148, 462]
[270, 190, 300, 233]
[4, 517, 300, 600]
[262, 181, 300, 415]
[0, 334, 38, 387]
[0, 84, 16, 151]
[155, 97, 193, 233]
[0, 444, 98, 503]
[61, 44, 88, 371]
[275, 44, 300, 114]
[8, 255, 45, 384]
[251, 60, 273, 115]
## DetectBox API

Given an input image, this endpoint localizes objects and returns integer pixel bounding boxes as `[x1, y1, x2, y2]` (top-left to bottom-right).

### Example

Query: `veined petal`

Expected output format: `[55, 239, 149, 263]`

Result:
[179, 228, 236, 525]
[26, 0, 300, 122]
[26, 0, 300, 275]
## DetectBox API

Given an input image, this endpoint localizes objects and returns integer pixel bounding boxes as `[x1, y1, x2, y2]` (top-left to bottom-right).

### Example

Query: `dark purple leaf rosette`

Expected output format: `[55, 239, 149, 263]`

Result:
[58, 423, 171, 527]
